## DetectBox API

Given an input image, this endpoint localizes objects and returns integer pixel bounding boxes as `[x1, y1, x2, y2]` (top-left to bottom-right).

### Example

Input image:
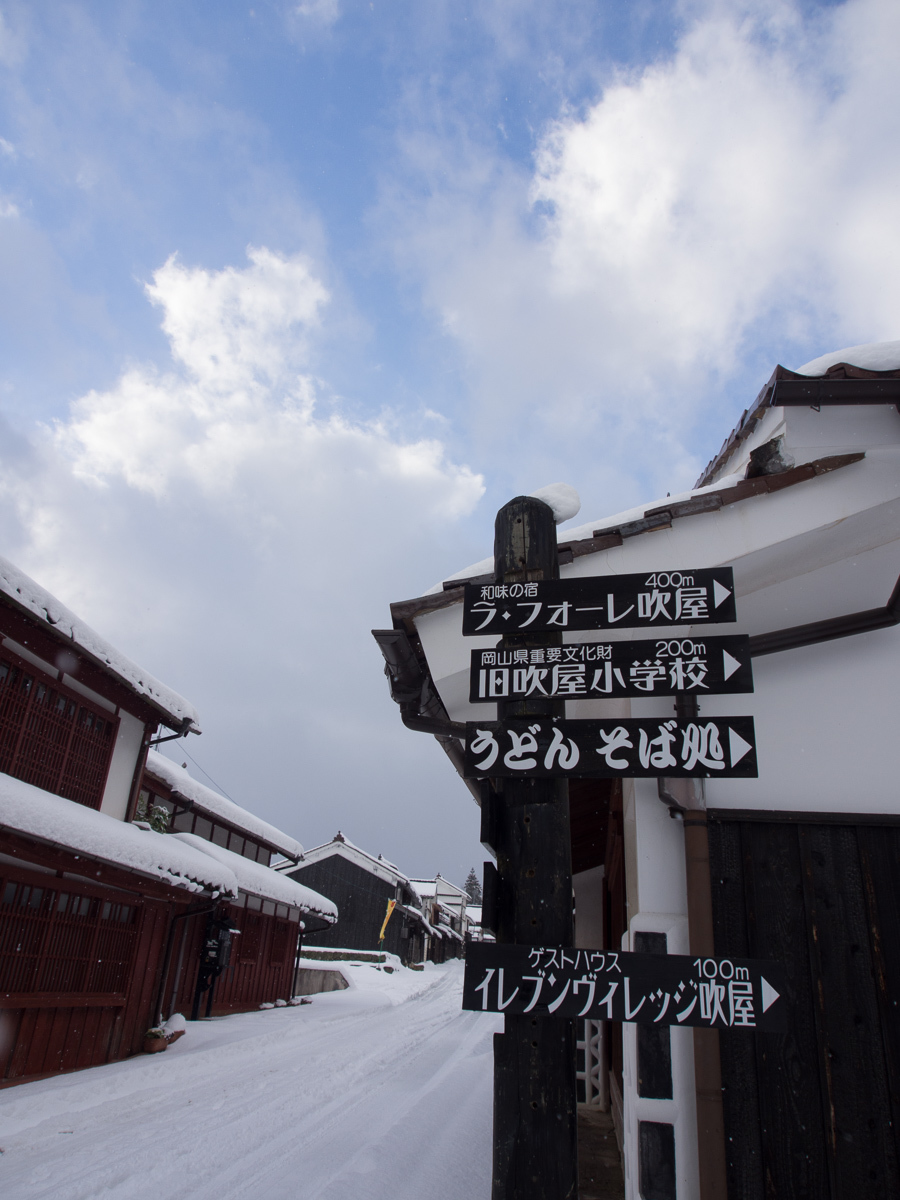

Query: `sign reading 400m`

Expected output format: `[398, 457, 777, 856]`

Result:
[461, 568, 736, 636]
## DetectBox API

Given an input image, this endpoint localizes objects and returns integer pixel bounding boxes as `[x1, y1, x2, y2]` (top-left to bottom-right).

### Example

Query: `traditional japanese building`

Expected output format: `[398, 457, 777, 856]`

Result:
[375, 340, 900, 1199]
[0, 555, 334, 1084]
[408, 875, 467, 962]
[281, 833, 430, 966]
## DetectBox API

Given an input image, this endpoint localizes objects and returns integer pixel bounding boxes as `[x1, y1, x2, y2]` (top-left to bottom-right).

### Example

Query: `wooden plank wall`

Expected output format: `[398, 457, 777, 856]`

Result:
[1, 894, 171, 1084]
[709, 816, 900, 1199]
[163, 904, 299, 1017]
[287, 857, 407, 959]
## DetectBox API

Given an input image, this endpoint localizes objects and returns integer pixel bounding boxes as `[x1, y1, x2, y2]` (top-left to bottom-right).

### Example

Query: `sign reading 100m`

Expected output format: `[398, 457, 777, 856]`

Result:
[461, 568, 736, 636]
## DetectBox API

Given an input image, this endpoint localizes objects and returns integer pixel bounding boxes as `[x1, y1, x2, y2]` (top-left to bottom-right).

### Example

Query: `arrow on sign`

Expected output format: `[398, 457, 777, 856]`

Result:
[729, 726, 754, 766]
[722, 648, 742, 680]
[761, 977, 781, 1013]
[713, 579, 732, 609]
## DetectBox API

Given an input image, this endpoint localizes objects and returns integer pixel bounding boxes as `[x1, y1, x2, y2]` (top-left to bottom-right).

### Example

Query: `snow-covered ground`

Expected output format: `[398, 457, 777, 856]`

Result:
[0, 961, 501, 1200]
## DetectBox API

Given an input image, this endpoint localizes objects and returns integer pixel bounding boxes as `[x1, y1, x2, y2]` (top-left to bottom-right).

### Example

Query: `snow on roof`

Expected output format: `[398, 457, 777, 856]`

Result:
[797, 339, 900, 377]
[426, 475, 746, 595]
[295, 834, 422, 903]
[145, 751, 303, 861]
[0, 554, 199, 731]
[0, 771, 236, 897]
[172, 834, 337, 920]
[409, 878, 437, 897]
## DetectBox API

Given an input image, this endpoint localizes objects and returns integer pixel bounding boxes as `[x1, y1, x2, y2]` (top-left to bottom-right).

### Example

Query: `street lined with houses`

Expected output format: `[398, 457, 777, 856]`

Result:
[0, 961, 499, 1200]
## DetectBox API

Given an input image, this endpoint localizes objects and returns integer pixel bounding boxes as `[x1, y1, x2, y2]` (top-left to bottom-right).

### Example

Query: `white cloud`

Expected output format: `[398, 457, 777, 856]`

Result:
[392, 0, 900, 502]
[293, 0, 340, 29]
[56, 246, 483, 520]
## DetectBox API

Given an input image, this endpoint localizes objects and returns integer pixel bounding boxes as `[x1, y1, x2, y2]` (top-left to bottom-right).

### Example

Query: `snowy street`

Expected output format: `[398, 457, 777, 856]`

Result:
[0, 962, 501, 1200]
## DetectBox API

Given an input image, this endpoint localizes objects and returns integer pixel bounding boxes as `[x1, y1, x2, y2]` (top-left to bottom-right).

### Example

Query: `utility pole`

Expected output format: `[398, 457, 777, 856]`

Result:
[490, 495, 578, 1200]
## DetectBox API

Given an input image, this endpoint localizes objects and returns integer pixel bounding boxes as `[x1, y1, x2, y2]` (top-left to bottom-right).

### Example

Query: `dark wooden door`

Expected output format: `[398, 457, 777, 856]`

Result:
[709, 816, 900, 1199]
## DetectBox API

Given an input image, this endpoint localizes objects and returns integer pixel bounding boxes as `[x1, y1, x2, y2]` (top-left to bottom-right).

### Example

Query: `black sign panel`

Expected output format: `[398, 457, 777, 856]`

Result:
[464, 717, 758, 778]
[462, 942, 787, 1031]
[461, 568, 736, 635]
[468, 635, 752, 703]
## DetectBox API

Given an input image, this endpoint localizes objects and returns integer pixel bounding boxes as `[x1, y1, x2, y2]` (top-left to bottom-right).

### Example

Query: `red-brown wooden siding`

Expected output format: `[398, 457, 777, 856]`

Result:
[0, 857, 177, 1085]
[162, 902, 300, 1016]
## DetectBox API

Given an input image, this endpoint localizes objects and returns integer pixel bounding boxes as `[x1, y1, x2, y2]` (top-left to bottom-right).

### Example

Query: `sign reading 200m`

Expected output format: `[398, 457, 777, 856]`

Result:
[461, 568, 736, 635]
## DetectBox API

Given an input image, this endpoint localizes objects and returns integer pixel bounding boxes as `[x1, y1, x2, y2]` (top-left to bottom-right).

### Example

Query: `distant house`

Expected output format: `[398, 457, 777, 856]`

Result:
[0, 554, 334, 1085]
[408, 875, 467, 962]
[281, 833, 430, 965]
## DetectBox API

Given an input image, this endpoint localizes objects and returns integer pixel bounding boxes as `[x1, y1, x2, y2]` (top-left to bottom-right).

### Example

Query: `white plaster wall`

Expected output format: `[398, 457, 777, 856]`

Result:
[621, 914, 699, 1200]
[100, 708, 144, 821]
[573, 865, 604, 950]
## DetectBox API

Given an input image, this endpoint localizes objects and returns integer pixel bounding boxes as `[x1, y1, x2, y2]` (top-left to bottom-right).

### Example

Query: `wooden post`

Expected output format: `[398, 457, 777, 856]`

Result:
[491, 496, 578, 1200]
[676, 694, 728, 1200]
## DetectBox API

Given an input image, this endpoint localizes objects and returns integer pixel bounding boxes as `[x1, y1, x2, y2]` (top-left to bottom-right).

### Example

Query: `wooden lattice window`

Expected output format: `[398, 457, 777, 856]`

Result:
[0, 650, 118, 810]
[0, 876, 138, 998]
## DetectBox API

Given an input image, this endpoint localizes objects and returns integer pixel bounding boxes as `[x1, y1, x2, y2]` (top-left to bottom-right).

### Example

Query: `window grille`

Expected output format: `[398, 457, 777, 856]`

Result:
[0, 651, 118, 810]
[0, 875, 138, 997]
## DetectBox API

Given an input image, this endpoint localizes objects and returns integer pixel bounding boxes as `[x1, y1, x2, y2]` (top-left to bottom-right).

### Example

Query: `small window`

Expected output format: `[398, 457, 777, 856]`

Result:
[256, 845, 271, 866]
[228, 834, 244, 856]
[193, 817, 212, 840]
[212, 824, 229, 847]
[171, 809, 194, 833]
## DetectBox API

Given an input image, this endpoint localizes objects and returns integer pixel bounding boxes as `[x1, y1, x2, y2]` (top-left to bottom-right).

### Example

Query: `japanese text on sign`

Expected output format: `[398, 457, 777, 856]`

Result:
[461, 569, 736, 635]
[468, 635, 752, 702]
[463, 717, 758, 779]
[461, 943, 786, 1031]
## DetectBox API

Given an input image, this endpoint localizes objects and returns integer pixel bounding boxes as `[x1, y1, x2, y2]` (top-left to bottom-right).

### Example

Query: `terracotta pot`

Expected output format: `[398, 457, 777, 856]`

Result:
[143, 1036, 168, 1054]
[166, 1029, 185, 1045]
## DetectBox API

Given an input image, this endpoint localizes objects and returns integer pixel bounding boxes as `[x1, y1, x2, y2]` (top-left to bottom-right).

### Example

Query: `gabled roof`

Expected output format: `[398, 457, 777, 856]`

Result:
[144, 751, 304, 861]
[0, 554, 199, 732]
[288, 833, 422, 904]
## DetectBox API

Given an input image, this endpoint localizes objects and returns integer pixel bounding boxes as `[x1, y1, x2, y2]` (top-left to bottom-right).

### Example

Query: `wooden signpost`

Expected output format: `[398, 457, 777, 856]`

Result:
[459, 496, 770, 1200]
[378, 493, 774, 1200]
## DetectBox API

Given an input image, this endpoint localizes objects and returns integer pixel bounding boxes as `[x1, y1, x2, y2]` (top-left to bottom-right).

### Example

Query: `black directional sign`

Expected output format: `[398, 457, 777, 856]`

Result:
[464, 716, 758, 779]
[461, 568, 736, 635]
[468, 635, 752, 703]
[462, 942, 787, 1031]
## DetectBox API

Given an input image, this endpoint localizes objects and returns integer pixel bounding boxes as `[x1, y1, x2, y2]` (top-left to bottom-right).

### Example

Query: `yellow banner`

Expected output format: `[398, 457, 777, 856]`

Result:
[378, 899, 397, 942]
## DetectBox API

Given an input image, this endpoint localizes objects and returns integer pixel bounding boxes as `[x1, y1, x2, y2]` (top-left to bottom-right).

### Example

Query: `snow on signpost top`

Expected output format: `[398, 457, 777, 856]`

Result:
[0, 554, 199, 731]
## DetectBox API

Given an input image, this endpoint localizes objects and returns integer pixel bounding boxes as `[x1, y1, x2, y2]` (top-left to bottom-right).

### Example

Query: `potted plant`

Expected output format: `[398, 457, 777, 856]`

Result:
[143, 1026, 168, 1054]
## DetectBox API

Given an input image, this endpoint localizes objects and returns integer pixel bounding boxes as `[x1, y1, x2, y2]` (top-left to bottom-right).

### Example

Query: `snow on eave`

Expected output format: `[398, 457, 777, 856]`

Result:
[0, 771, 236, 897]
[172, 833, 337, 920]
[144, 751, 303, 861]
[408, 451, 865, 619]
[797, 339, 900, 377]
[0, 555, 199, 731]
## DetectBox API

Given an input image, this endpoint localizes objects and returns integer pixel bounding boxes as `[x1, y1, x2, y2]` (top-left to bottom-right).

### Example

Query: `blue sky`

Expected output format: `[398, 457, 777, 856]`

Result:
[0, 0, 896, 882]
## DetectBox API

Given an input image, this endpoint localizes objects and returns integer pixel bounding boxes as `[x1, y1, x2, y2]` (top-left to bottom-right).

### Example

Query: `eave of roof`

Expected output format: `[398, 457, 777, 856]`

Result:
[389, 451, 865, 633]
[0, 555, 199, 732]
[144, 751, 303, 861]
[694, 360, 900, 489]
